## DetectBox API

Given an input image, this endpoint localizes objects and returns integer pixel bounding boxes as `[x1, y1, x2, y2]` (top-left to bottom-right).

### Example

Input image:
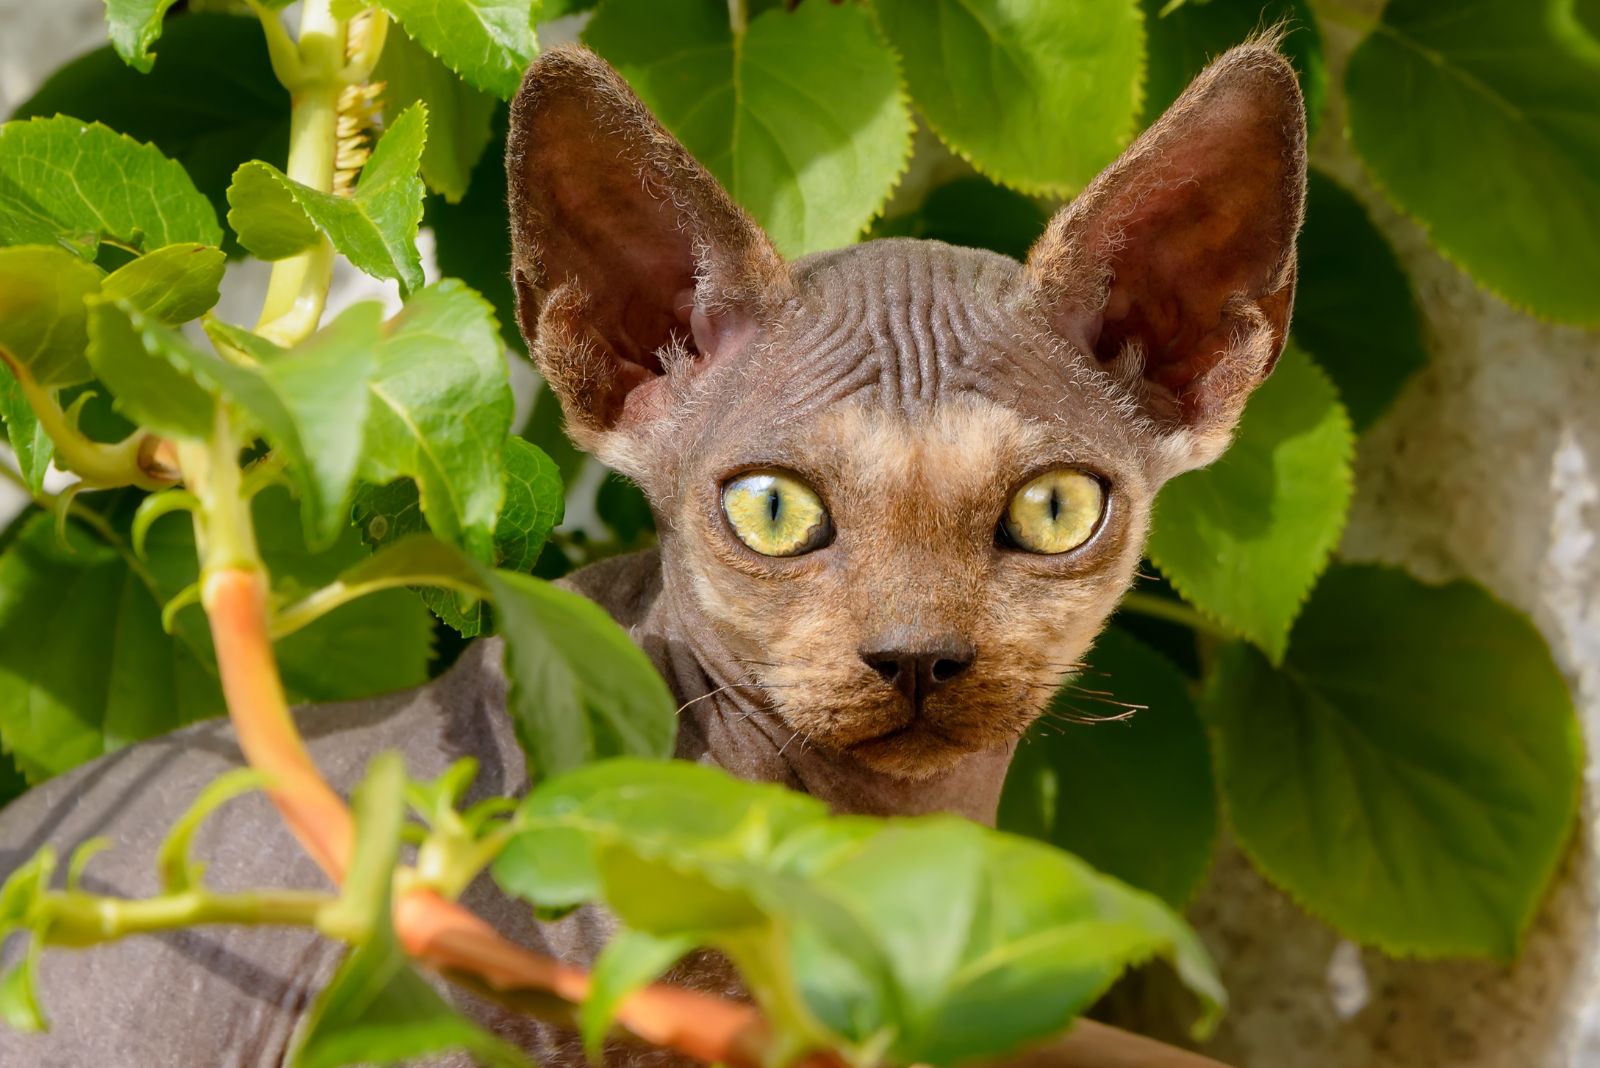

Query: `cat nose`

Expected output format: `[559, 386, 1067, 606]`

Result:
[860, 638, 976, 703]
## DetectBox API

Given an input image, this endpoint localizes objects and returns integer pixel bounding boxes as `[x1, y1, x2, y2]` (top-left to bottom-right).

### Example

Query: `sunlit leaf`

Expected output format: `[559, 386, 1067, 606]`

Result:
[353, 0, 540, 99]
[873, 0, 1142, 195]
[0, 245, 103, 389]
[586, 0, 913, 256]
[375, 23, 498, 202]
[1346, 0, 1600, 324]
[1147, 347, 1354, 662]
[0, 116, 221, 257]
[1204, 564, 1583, 957]
[102, 0, 182, 72]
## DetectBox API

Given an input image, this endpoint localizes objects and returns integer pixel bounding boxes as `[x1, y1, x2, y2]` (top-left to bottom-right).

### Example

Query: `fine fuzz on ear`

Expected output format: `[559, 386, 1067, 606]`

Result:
[507, 46, 786, 454]
[1026, 42, 1307, 473]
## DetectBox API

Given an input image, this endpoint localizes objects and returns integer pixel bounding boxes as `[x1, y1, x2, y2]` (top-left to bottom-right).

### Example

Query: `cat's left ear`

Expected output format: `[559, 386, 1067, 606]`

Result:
[1025, 42, 1307, 477]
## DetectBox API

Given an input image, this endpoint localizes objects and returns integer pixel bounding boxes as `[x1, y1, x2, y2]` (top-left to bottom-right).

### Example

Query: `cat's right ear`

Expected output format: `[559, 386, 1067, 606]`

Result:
[507, 46, 787, 471]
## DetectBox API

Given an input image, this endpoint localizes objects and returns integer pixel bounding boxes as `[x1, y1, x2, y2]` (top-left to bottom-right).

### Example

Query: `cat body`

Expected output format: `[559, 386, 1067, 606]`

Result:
[0, 40, 1305, 1067]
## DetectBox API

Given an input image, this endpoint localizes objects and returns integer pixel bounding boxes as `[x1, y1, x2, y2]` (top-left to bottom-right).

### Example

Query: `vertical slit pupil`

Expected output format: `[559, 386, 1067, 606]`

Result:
[1048, 486, 1061, 522]
[767, 489, 781, 523]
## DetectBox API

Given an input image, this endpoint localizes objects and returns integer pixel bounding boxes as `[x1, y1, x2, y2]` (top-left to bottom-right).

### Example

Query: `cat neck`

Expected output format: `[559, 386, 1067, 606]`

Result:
[557, 547, 1013, 825]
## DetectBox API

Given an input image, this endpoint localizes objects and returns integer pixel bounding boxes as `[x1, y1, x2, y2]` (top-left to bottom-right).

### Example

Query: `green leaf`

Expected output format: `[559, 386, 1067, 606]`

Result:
[0, 376, 51, 496]
[1140, 0, 1326, 136]
[13, 15, 290, 253]
[360, 280, 515, 560]
[1292, 171, 1427, 431]
[0, 934, 45, 1033]
[1146, 346, 1354, 662]
[582, 929, 695, 1060]
[352, 436, 561, 637]
[486, 570, 676, 779]
[1345, 0, 1600, 324]
[228, 105, 429, 294]
[83, 299, 218, 441]
[375, 23, 499, 202]
[101, 242, 226, 326]
[998, 628, 1216, 906]
[869, 175, 1049, 261]
[293, 754, 532, 1068]
[0, 245, 103, 389]
[498, 759, 1224, 1063]
[203, 308, 383, 547]
[872, 0, 1143, 195]
[585, 0, 914, 256]
[357, 0, 540, 99]
[0, 116, 221, 257]
[0, 513, 224, 782]
[103, 0, 182, 72]
[1203, 564, 1583, 958]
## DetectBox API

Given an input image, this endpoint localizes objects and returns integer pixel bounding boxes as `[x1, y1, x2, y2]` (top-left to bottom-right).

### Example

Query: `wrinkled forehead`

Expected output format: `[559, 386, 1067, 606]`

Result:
[695, 240, 1139, 466]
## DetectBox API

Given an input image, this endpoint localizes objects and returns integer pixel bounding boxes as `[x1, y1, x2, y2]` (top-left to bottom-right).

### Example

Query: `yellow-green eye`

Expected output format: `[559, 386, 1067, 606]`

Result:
[1000, 469, 1105, 554]
[722, 470, 833, 557]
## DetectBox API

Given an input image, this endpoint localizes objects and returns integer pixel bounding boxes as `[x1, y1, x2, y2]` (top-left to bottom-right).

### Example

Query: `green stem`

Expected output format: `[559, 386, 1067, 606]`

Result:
[727, 0, 748, 37]
[6, 366, 166, 490]
[182, 410, 260, 576]
[271, 571, 488, 639]
[45, 888, 335, 948]
[254, 0, 346, 347]
[1117, 591, 1233, 641]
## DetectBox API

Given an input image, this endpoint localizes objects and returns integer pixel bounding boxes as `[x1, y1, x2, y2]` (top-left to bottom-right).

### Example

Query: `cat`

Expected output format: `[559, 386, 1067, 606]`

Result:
[0, 40, 1304, 1068]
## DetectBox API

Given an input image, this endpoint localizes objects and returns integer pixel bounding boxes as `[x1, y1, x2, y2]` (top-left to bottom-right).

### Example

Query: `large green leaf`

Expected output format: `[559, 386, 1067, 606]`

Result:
[352, 0, 540, 99]
[375, 24, 499, 203]
[486, 570, 677, 779]
[1140, 0, 1326, 135]
[1345, 0, 1600, 324]
[585, 0, 914, 256]
[1293, 170, 1427, 431]
[496, 759, 1224, 1064]
[0, 245, 103, 389]
[103, 0, 182, 72]
[872, 0, 1143, 195]
[999, 628, 1215, 906]
[84, 298, 216, 442]
[0, 116, 221, 257]
[360, 280, 515, 560]
[13, 15, 290, 251]
[354, 436, 564, 635]
[228, 104, 429, 294]
[1203, 564, 1582, 958]
[1146, 346, 1354, 662]
[0, 514, 224, 782]
[425, 105, 519, 351]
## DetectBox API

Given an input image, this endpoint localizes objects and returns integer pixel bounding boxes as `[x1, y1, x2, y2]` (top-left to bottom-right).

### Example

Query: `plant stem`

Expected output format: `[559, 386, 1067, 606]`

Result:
[3, 361, 169, 490]
[46, 888, 334, 947]
[253, 0, 345, 347]
[271, 571, 489, 639]
[727, 0, 748, 37]
[1118, 590, 1234, 641]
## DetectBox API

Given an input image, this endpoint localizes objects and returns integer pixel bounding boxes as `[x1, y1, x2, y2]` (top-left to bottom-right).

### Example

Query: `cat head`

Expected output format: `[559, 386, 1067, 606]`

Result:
[508, 43, 1305, 780]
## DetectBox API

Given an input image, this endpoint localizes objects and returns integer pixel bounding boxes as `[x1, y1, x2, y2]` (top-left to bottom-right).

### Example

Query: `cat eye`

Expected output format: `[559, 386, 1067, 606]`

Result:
[721, 470, 834, 557]
[999, 469, 1105, 555]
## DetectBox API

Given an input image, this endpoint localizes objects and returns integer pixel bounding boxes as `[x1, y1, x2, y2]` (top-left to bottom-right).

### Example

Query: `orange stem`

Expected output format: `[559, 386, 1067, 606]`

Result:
[203, 565, 1224, 1068]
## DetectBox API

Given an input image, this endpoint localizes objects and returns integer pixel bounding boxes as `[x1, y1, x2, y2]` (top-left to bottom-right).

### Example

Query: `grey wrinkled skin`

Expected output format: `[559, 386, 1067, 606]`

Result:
[0, 39, 1305, 1068]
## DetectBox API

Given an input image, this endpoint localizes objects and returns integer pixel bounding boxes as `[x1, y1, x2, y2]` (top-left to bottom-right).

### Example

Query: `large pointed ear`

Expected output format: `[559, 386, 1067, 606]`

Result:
[1026, 42, 1306, 477]
[507, 46, 787, 469]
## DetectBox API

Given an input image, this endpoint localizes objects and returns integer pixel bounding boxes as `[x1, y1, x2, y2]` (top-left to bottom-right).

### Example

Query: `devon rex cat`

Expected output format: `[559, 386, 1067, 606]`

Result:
[0, 40, 1305, 1068]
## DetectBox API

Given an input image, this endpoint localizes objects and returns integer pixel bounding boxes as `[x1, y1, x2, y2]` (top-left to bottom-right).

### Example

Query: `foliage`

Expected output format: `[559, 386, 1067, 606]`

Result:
[0, 0, 1589, 1064]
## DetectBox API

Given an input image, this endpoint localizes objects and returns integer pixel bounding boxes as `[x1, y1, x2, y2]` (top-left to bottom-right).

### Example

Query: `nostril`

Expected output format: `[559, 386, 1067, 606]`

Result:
[930, 657, 970, 683]
[865, 656, 901, 684]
